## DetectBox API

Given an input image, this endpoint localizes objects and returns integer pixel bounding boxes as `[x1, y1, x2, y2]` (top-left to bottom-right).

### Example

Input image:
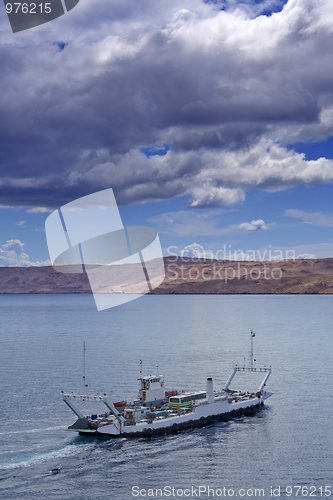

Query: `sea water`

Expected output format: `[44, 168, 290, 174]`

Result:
[0, 294, 332, 499]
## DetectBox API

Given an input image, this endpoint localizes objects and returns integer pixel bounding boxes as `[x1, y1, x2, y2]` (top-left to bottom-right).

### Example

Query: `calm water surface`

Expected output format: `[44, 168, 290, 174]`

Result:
[0, 295, 332, 499]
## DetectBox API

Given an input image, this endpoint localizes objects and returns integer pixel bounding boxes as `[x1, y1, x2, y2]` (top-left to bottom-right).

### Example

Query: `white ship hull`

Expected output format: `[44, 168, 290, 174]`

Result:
[78, 391, 272, 438]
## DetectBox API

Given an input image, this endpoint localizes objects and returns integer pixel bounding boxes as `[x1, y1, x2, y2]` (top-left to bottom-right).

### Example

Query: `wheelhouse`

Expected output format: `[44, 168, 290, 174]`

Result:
[138, 374, 165, 404]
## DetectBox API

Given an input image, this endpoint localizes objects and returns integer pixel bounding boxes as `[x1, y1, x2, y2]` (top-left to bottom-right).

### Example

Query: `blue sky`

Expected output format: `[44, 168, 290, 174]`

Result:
[0, 0, 332, 265]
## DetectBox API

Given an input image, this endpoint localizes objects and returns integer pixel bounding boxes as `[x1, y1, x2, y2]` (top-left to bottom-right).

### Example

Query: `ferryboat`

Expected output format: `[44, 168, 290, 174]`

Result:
[62, 331, 272, 437]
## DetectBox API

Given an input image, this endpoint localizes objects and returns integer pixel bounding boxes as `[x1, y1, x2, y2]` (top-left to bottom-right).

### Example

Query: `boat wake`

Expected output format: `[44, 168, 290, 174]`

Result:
[0, 439, 98, 472]
[0, 425, 67, 436]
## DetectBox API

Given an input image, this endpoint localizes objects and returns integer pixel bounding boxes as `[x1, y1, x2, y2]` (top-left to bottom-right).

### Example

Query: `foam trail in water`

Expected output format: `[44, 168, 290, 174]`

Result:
[0, 425, 67, 436]
[0, 440, 98, 471]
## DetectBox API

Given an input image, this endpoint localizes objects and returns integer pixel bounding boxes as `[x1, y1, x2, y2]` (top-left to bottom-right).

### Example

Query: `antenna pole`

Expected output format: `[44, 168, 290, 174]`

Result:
[83, 342, 86, 396]
[140, 359, 142, 375]
[250, 329, 255, 369]
[251, 330, 253, 369]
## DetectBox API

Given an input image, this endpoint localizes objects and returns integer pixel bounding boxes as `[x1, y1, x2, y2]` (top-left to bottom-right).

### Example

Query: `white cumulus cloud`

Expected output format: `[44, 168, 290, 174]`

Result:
[180, 242, 215, 259]
[238, 220, 267, 231]
[0, 239, 50, 267]
[296, 253, 316, 259]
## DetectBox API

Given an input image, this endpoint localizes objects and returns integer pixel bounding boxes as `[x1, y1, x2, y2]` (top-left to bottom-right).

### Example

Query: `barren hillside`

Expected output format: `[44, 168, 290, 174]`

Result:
[0, 257, 332, 294]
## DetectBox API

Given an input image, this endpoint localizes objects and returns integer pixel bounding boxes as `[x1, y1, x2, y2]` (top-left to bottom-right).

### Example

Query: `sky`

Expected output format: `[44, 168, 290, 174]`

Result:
[0, 0, 332, 266]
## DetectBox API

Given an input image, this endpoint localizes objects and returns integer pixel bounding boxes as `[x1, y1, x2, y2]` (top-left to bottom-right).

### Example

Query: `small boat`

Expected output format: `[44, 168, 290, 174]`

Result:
[62, 331, 272, 438]
[113, 401, 127, 408]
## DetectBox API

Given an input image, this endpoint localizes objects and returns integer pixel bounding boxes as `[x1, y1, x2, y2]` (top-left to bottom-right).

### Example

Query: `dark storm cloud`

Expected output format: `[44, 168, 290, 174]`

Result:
[0, 0, 332, 209]
[170, 124, 269, 152]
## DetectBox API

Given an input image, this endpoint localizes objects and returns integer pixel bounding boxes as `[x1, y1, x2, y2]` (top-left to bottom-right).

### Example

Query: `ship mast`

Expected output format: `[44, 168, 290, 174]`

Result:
[83, 342, 87, 396]
[250, 329, 256, 369]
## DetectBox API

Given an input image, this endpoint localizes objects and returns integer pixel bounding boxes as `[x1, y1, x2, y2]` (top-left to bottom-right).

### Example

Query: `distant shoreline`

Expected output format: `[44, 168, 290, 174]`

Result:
[0, 257, 332, 295]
